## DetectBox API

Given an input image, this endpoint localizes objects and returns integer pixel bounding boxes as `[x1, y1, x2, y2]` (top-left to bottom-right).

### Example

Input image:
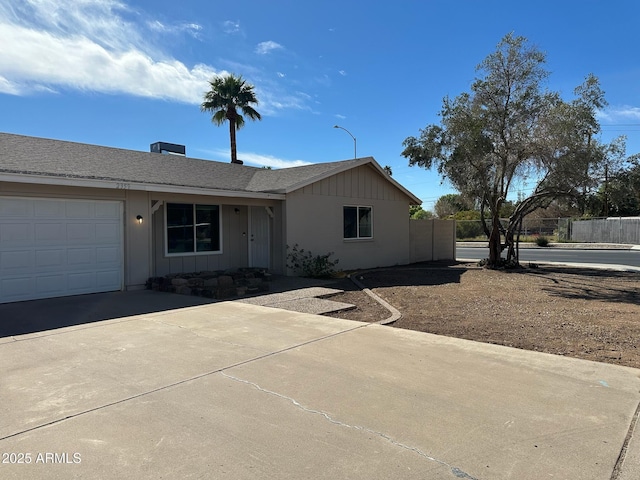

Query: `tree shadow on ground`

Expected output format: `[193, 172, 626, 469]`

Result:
[508, 266, 640, 306]
[350, 261, 469, 289]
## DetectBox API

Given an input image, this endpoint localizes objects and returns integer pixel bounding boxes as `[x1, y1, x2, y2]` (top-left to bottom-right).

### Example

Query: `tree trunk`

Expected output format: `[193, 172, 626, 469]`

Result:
[229, 119, 238, 163]
[488, 216, 502, 267]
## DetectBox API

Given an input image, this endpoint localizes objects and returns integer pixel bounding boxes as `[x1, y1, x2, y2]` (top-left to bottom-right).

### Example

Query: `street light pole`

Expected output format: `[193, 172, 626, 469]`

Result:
[333, 125, 357, 159]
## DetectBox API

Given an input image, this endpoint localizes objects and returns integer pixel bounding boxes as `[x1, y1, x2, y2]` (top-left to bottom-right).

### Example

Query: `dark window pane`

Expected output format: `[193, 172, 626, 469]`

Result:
[195, 205, 220, 252]
[359, 207, 372, 237]
[167, 203, 193, 227]
[167, 203, 194, 253]
[343, 206, 357, 238]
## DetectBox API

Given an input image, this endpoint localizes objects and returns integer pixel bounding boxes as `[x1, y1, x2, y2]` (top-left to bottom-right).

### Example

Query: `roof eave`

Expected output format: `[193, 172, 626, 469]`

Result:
[0, 173, 286, 200]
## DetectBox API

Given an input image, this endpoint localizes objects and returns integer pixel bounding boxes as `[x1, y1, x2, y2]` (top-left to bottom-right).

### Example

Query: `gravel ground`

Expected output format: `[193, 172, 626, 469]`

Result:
[324, 262, 640, 369]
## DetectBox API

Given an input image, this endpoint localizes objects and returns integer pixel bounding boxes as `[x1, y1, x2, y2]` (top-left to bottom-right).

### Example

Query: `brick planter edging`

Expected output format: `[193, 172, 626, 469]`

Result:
[146, 268, 271, 299]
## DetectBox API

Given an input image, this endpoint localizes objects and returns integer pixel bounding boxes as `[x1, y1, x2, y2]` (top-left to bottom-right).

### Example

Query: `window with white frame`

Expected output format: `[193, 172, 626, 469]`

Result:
[166, 203, 221, 255]
[343, 205, 372, 239]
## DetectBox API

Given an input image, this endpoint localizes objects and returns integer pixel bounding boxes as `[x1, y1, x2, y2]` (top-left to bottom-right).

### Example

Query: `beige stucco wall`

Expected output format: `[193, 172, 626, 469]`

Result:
[283, 165, 414, 272]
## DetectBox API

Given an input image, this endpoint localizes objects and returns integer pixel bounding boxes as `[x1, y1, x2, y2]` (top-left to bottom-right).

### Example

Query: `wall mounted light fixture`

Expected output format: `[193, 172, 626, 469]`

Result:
[234, 208, 240, 214]
[136, 215, 144, 224]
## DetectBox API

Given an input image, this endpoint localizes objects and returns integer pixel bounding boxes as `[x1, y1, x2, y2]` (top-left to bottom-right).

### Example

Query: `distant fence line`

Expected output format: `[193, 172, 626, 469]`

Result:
[571, 217, 640, 244]
[454, 217, 640, 245]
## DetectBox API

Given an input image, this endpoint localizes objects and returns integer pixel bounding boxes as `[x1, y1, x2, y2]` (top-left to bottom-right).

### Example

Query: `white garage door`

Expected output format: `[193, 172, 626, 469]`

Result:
[0, 197, 123, 304]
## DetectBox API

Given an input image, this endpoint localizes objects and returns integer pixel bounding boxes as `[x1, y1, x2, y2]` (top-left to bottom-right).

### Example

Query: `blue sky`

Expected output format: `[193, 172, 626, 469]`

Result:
[1, 0, 639, 210]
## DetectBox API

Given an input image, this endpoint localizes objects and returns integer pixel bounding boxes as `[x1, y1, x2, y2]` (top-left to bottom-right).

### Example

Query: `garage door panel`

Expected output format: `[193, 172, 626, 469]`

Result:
[35, 249, 66, 268]
[0, 198, 123, 303]
[66, 201, 92, 218]
[95, 202, 121, 218]
[68, 272, 96, 292]
[0, 198, 32, 217]
[95, 223, 119, 242]
[96, 246, 119, 264]
[67, 223, 96, 243]
[34, 199, 64, 218]
[35, 223, 66, 244]
[96, 270, 121, 288]
[0, 223, 33, 246]
[35, 274, 67, 295]
[1, 250, 33, 271]
[1, 276, 33, 300]
[67, 248, 96, 265]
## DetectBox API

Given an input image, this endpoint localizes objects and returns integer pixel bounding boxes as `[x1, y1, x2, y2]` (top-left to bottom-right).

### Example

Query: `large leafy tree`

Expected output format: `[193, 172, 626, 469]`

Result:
[434, 193, 473, 218]
[589, 154, 640, 216]
[402, 33, 622, 267]
[201, 73, 261, 164]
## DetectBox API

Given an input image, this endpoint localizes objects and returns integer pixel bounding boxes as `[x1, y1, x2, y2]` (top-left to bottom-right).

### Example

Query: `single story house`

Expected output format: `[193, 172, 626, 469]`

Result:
[0, 132, 421, 304]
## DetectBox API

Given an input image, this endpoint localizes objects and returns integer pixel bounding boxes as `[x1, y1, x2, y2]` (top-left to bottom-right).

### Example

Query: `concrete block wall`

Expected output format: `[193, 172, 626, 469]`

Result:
[409, 219, 456, 263]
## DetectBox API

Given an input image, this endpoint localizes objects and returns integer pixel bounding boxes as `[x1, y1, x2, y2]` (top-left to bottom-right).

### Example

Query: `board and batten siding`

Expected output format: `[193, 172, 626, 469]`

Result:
[285, 165, 413, 271]
[153, 203, 249, 276]
[302, 165, 403, 201]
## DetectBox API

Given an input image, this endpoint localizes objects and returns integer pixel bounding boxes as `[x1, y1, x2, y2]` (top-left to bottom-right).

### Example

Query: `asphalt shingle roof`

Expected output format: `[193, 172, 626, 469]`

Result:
[0, 132, 420, 202]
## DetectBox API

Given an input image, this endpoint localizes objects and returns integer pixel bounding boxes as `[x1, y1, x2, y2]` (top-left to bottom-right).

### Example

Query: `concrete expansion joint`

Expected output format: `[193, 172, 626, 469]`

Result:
[348, 272, 402, 325]
[220, 371, 479, 480]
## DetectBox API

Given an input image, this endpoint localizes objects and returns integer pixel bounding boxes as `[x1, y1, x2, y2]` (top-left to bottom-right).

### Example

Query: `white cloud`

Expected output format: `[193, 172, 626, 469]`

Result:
[276, 72, 286, 78]
[0, 1, 216, 103]
[598, 105, 640, 122]
[148, 20, 202, 39]
[338, 70, 347, 76]
[222, 20, 241, 34]
[205, 148, 312, 168]
[0, 75, 21, 95]
[241, 152, 312, 168]
[0, 1, 311, 113]
[255, 41, 284, 55]
[0, 22, 219, 103]
[334, 114, 346, 120]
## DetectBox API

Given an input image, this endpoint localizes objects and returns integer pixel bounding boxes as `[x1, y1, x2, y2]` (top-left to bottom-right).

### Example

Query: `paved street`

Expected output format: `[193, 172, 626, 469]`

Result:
[457, 245, 640, 269]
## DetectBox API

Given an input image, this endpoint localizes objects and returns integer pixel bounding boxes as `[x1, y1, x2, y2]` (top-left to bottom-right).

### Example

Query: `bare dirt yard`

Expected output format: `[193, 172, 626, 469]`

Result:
[324, 262, 640, 369]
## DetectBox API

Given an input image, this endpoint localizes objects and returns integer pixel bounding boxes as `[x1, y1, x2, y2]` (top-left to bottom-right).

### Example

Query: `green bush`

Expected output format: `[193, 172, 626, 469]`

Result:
[286, 244, 340, 278]
[535, 235, 550, 247]
[452, 210, 486, 240]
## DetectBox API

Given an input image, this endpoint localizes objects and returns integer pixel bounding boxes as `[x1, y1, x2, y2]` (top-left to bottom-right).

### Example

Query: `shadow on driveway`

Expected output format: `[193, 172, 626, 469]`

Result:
[0, 275, 341, 338]
[0, 290, 218, 338]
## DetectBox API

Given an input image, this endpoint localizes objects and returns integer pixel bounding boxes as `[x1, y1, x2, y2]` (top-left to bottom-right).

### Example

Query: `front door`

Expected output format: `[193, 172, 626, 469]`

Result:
[249, 206, 270, 269]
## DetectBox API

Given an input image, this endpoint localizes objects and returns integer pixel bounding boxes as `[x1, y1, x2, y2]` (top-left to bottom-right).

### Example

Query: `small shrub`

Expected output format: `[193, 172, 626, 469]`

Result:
[535, 235, 550, 247]
[286, 244, 340, 278]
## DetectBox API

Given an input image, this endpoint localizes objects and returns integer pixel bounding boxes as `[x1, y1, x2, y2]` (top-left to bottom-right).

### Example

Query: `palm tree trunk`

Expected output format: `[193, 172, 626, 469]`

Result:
[229, 119, 238, 163]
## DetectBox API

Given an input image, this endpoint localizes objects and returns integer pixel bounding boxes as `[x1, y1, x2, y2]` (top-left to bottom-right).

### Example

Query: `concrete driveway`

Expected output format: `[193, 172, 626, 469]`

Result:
[1, 293, 639, 479]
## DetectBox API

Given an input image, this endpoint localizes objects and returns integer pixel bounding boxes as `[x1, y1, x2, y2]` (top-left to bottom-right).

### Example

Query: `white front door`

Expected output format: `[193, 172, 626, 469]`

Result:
[0, 197, 123, 304]
[249, 206, 270, 269]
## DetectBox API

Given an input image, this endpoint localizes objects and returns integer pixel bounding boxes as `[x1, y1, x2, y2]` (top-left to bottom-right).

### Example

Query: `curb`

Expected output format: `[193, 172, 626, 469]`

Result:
[348, 273, 401, 325]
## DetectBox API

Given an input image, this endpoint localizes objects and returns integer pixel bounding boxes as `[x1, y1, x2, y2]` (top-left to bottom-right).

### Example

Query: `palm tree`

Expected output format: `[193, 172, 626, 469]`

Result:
[201, 74, 261, 164]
